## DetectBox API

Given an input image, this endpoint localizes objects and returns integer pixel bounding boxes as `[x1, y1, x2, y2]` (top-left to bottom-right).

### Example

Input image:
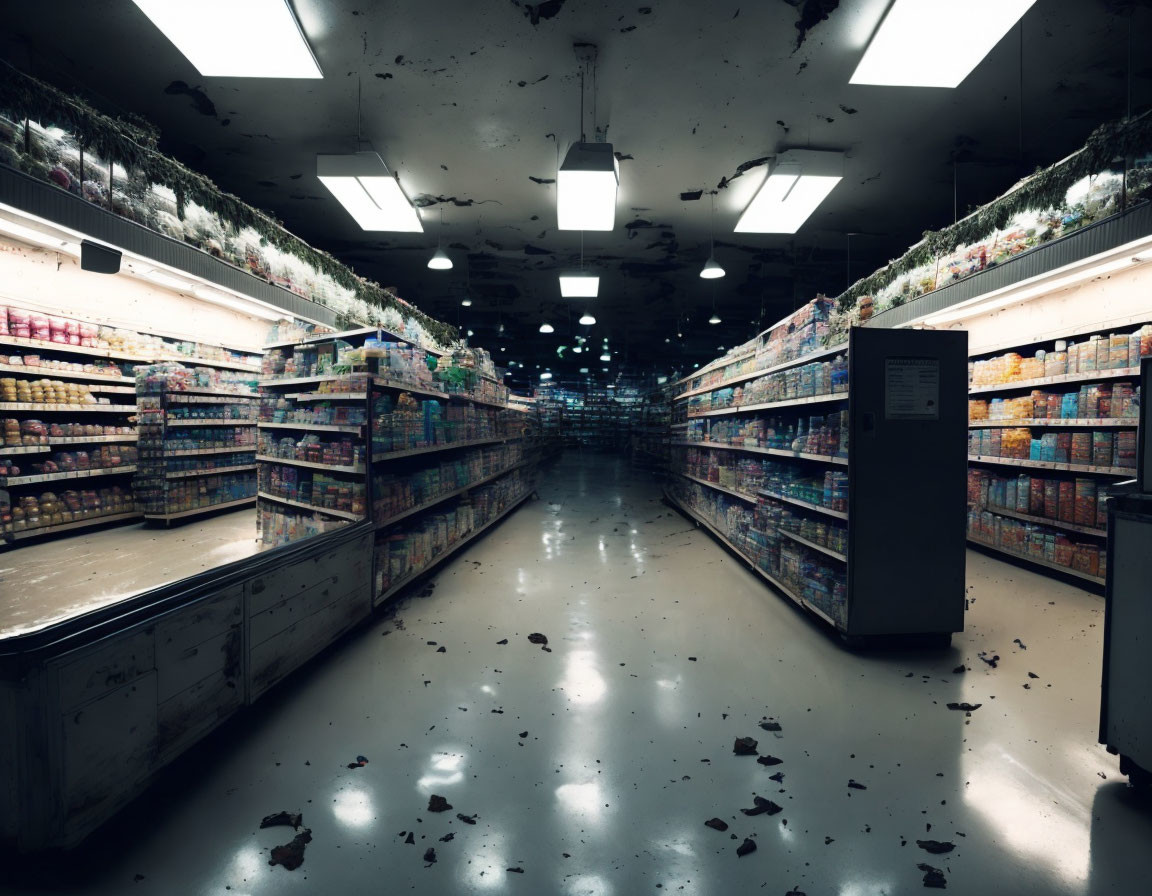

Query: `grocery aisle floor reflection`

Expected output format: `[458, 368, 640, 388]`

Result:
[6, 453, 1152, 895]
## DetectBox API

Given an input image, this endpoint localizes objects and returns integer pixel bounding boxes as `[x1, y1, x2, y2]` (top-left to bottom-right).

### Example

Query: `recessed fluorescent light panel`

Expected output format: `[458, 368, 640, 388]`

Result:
[851, 0, 1036, 88]
[735, 150, 843, 234]
[132, 0, 322, 78]
[557, 143, 619, 231]
[560, 273, 600, 298]
[317, 152, 423, 232]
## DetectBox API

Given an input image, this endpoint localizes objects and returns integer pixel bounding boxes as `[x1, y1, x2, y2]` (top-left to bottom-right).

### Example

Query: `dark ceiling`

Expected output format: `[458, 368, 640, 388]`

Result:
[2, 0, 1149, 381]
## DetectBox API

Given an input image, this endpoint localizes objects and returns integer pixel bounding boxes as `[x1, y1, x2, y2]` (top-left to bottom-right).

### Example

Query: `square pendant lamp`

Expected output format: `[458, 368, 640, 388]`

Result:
[851, 0, 1036, 88]
[557, 143, 620, 231]
[317, 152, 424, 232]
[131, 0, 322, 78]
[734, 150, 843, 234]
[559, 272, 600, 298]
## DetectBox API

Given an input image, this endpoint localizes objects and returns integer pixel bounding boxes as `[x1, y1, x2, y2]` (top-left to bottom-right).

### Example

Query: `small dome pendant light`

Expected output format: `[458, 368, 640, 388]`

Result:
[699, 192, 725, 279]
[579, 312, 596, 325]
[539, 323, 555, 334]
[428, 206, 453, 270]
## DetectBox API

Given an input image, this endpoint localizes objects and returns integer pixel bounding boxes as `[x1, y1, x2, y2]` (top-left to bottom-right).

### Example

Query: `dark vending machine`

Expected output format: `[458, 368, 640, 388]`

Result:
[1099, 355, 1152, 789]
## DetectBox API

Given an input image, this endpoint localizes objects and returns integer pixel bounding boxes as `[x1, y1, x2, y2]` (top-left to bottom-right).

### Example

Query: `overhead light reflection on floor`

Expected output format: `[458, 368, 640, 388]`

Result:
[559, 649, 607, 705]
[331, 785, 375, 828]
[416, 751, 467, 790]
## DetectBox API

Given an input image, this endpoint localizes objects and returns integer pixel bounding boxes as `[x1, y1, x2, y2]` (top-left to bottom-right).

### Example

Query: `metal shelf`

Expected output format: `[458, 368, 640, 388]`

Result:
[981, 504, 1107, 538]
[672, 440, 849, 466]
[779, 528, 847, 562]
[0, 363, 131, 384]
[0, 402, 136, 413]
[263, 325, 447, 356]
[164, 419, 257, 427]
[967, 534, 1105, 586]
[284, 392, 368, 402]
[372, 377, 448, 400]
[157, 386, 259, 398]
[969, 418, 1136, 428]
[374, 461, 525, 529]
[165, 464, 256, 480]
[0, 444, 49, 455]
[968, 366, 1141, 395]
[256, 491, 363, 521]
[162, 445, 255, 457]
[677, 471, 757, 503]
[688, 392, 848, 418]
[968, 454, 1135, 476]
[447, 392, 509, 409]
[1, 464, 137, 486]
[144, 496, 256, 521]
[6, 511, 143, 542]
[260, 374, 346, 387]
[665, 489, 842, 630]
[165, 394, 259, 404]
[372, 436, 510, 462]
[376, 489, 532, 603]
[255, 455, 365, 475]
[162, 355, 260, 373]
[50, 434, 138, 445]
[0, 335, 150, 362]
[258, 421, 364, 434]
[758, 490, 849, 521]
[674, 343, 848, 402]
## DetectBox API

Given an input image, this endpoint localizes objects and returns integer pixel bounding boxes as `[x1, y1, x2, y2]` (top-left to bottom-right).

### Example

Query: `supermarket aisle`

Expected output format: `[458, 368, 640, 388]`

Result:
[6, 454, 1151, 895]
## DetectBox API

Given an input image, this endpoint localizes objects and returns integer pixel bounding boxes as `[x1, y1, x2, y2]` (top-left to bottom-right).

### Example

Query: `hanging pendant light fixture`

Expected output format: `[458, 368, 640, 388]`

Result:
[700, 191, 725, 279]
[579, 312, 596, 326]
[709, 290, 721, 325]
[539, 323, 555, 334]
[428, 206, 453, 270]
[560, 231, 599, 298]
[557, 44, 619, 231]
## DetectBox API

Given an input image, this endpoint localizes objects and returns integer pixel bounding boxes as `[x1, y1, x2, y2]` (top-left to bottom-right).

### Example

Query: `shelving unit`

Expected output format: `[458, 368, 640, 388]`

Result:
[134, 364, 260, 524]
[2, 334, 143, 544]
[666, 312, 968, 641]
[965, 322, 1148, 586]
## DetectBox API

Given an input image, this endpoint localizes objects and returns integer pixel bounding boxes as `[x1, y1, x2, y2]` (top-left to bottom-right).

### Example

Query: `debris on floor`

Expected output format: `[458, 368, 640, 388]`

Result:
[978, 651, 1000, 668]
[259, 811, 302, 829]
[507, 866, 525, 873]
[439, 832, 455, 842]
[952, 664, 966, 674]
[423, 847, 437, 864]
[1013, 638, 1027, 650]
[268, 829, 312, 870]
[457, 813, 477, 824]
[848, 779, 867, 790]
[736, 838, 757, 857]
[519, 730, 529, 738]
[527, 632, 549, 645]
[428, 794, 452, 812]
[757, 754, 783, 766]
[759, 719, 782, 732]
[436, 646, 446, 653]
[916, 840, 955, 854]
[497, 638, 509, 645]
[741, 796, 782, 816]
[946, 702, 982, 712]
[918, 862, 948, 888]
[347, 755, 369, 768]
[405, 832, 415, 845]
[704, 817, 729, 831]
[733, 736, 759, 755]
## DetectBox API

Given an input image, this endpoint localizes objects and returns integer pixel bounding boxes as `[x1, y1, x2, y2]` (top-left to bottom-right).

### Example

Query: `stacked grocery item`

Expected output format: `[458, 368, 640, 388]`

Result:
[687, 353, 848, 414]
[371, 394, 513, 456]
[258, 432, 364, 468]
[373, 442, 524, 521]
[969, 326, 1152, 387]
[135, 363, 258, 521]
[1, 377, 99, 405]
[258, 466, 365, 517]
[687, 410, 849, 458]
[1, 485, 135, 538]
[969, 426, 1136, 470]
[968, 382, 1140, 422]
[968, 468, 1107, 531]
[374, 468, 532, 595]
[968, 510, 1107, 581]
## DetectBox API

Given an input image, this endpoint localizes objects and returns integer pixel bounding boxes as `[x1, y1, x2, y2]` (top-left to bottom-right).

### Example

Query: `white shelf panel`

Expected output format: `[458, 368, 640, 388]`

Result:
[50, 434, 138, 445]
[677, 471, 757, 504]
[688, 391, 848, 418]
[6, 511, 142, 542]
[969, 418, 1136, 428]
[0, 402, 136, 413]
[255, 455, 365, 475]
[165, 419, 257, 427]
[372, 436, 510, 462]
[285, 392, 368, 402]
[1, 464, 136, 486]
[144, 496, 256, 521]
[375, 461, 525, 529]
[672, 440, 848, 466]
[165, 464, 256, 480]
[968, 366, 1141, 395]
[967, 535, 1105, 586]
[0, 363, 131, 384]
[968, 454, 1134, 476]
[758, 490, 849, 521]
[377, 489, 532, 603]
[0, 444, 49, 455]
[779, 528, 847, 562]
[372, 377, 448, 400]
[981, 504, 1107, 538]
[263, 325, 447, 356]
[257, 491, 363, 521]
[260, 375, 345, 387]
[0, 335, 150, 362]
[258, 421, 364, 434]
[165, 394, 259, 404]
[674, 343, 848, 402]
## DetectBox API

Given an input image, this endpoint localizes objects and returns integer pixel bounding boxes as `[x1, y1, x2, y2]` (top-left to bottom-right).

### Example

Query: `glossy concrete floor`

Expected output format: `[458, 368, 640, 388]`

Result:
[7, 454, 1152, 895]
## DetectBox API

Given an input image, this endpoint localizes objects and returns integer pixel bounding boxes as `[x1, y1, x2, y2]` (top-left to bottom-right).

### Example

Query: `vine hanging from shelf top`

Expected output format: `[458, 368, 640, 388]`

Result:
[826, 111, 1152, 337]
[0, 65, 459, 350]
